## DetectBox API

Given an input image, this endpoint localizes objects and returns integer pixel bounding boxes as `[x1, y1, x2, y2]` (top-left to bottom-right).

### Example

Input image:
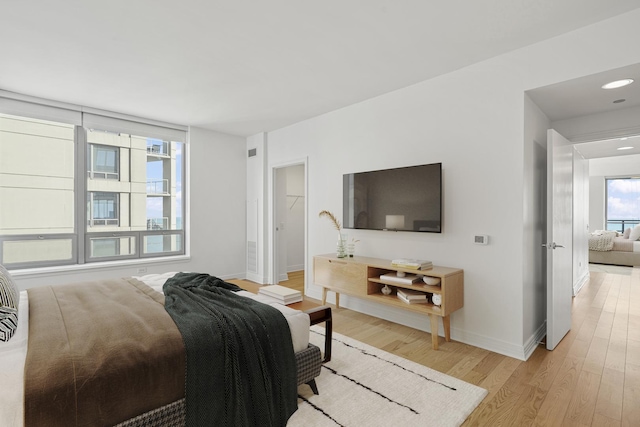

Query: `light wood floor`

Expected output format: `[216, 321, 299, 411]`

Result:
[272, 268, 640, 426]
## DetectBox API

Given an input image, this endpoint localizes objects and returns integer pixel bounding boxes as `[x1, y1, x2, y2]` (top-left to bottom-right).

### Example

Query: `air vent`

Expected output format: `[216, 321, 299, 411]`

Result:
[248, 148, 257, 157]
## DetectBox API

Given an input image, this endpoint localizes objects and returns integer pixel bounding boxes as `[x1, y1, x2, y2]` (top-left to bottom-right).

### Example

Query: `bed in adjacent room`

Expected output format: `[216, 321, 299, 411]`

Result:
[588, 227, 640, 267]
[0, 270, 325, 427]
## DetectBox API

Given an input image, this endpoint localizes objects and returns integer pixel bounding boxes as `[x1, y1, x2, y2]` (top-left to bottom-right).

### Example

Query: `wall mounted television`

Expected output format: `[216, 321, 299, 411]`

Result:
[343, 162, 442, 233]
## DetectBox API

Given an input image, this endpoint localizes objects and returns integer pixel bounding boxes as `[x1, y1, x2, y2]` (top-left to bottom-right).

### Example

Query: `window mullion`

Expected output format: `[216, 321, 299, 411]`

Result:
[76, 126, 87, 264]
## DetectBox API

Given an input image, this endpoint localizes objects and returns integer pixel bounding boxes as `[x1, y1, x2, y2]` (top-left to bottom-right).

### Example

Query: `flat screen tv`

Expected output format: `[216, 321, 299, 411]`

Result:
[343, 163, 442, 233]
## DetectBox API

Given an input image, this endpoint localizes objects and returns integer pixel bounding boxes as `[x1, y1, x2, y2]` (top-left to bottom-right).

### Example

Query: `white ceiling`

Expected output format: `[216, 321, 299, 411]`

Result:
[574, 134, 640, 159]
[2, 1, 640, 137]
[527, 63, 640, 122]
[528, 63, 640, 159]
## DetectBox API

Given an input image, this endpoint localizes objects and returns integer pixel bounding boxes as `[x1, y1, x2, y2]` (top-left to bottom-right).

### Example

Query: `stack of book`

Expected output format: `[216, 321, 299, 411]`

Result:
[397, 288, 428, 304]
[380, 272, 421, 284]
[391, 258, 433, 270]
[257, 285, 303, 305]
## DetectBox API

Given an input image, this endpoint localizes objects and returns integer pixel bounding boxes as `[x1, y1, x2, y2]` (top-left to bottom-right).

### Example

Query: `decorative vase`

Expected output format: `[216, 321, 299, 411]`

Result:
[336, 234, 347, 258]
[347, 243, 355, 257]
[381, 284, 392, 295]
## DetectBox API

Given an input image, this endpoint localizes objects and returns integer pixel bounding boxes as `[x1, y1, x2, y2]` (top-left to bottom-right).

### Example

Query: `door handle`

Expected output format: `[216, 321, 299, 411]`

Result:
[542, 242, 565, 249]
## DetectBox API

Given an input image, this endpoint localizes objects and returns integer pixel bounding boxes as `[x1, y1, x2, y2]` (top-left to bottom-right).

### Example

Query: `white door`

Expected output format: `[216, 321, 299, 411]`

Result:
[545, 129, 574, 350]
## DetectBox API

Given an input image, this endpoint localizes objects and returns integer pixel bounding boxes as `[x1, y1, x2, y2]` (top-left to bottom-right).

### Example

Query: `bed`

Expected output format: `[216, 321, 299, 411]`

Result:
[588, 228, 640, 267]
[0, 270, 324, 427]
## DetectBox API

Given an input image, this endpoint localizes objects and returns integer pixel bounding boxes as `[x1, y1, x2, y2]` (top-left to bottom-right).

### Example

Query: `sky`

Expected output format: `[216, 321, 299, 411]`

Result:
[607, 178, 640, 222]
[145, 141, 183, 228]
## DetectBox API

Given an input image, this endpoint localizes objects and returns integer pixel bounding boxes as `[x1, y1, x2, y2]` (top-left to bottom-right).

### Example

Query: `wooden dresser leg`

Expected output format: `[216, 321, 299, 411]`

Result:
[322, 287, 328, 305]
[429, 314, 439, 350]
[443, 315, 451, 342]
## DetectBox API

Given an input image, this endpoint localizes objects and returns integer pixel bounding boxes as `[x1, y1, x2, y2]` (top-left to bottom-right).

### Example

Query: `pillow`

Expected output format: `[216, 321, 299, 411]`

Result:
[0, 264, 19, 342]
[623, 228, 632, 239]
[629, 224, 640, 242]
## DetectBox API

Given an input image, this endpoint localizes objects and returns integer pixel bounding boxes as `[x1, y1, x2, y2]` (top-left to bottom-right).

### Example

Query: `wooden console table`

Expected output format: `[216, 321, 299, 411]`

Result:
[313, 254, 463, 350]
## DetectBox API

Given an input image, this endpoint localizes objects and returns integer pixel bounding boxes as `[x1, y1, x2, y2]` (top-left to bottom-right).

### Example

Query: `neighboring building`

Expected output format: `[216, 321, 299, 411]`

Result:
[0, 113, 182, 266]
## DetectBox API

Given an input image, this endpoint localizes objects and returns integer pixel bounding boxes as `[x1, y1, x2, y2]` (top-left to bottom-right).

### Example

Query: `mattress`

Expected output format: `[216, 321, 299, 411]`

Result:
[0, 273, 310, 427]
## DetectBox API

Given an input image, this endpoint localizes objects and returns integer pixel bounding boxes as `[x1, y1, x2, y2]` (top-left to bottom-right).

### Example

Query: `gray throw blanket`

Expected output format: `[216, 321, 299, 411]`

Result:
[163, 273, 298, 426]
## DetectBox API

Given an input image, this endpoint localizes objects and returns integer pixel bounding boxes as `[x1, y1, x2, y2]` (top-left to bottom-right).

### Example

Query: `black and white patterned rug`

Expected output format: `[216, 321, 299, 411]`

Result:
[288, 326, 487, 427]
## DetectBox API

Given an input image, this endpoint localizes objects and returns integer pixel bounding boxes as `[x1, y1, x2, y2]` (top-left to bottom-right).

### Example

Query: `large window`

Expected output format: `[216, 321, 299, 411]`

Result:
[0, 98, 187, 269]
[606, 177, 640, 232]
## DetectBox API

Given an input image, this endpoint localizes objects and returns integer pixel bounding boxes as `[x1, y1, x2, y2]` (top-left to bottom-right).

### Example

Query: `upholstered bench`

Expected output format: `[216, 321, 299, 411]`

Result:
[295, 343, 323, 394]
[298, 305, 332, 394]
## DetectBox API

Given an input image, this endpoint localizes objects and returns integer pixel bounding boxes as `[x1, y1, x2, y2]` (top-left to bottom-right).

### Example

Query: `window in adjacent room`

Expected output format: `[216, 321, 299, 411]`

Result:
[605, 177, 640, 232]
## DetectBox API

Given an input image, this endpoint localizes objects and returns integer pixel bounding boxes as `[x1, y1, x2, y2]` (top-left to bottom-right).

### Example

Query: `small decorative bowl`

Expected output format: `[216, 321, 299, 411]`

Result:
[423, 276, 441, 286]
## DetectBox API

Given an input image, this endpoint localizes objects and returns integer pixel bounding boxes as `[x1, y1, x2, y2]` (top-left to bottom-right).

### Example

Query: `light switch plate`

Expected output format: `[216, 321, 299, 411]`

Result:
[474, 235, 489, 245]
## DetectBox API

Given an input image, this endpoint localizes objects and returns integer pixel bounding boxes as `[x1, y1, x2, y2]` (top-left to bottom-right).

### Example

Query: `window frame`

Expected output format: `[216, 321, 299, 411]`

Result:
[85, 231, 138, 262]
[0, 234, 78, 270]
[0, 95, 187, 270]
[604, 176, 640, 233]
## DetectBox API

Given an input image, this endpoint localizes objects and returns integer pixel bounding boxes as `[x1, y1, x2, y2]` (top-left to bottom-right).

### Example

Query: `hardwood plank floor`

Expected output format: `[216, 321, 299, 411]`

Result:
[267, 267, 640, 426]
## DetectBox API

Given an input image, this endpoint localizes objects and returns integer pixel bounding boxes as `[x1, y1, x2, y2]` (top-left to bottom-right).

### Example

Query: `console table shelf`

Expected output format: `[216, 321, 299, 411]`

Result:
[313, 254, 464, 350]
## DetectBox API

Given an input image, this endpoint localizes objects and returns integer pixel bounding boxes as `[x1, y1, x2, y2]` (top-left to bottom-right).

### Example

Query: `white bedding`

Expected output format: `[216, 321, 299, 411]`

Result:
[0, 273, 309, 427]
[2, 291, 28, 427]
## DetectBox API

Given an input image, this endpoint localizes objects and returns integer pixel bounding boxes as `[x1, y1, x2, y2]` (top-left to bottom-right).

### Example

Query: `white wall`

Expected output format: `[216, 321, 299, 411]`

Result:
[589, 176, 606, 231]
[573, 151, 590, 294]
[13, 126, 247, 289]
[246, 133, 268, 283]
[252, 9, 640, 359]
[188, 127, 247, 276]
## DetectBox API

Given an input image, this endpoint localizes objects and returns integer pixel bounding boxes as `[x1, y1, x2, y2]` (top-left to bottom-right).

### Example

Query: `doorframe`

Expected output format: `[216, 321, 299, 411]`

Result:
[268, 157, 308, 289]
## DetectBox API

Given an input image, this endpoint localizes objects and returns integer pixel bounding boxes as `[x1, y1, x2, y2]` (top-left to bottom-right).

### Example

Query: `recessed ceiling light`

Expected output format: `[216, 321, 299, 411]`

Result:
[602, 79, 634, 89]
[617, 146, 634, 150]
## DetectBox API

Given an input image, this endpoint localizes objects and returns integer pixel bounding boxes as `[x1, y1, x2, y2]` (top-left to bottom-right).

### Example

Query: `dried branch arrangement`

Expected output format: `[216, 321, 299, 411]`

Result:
[319, 210, 341, 232]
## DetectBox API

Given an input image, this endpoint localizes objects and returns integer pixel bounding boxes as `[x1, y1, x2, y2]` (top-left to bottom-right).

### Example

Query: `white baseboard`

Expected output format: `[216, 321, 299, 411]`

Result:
[573, 270, 589, 295]
[306, 284, 530, 361]
[523, 321, 547, 359]
[278, 272, 289, 282]
[218, 272, 247, 281]
[245, 272, 268, 284]
[287, 264, 304, 272]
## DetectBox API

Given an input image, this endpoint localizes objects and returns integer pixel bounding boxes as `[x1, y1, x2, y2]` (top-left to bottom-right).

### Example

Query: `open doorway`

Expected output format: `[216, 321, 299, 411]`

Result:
[577, 142, 640, 270]
[273, 163, 306, 293]
[527, 62, 640, 351]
